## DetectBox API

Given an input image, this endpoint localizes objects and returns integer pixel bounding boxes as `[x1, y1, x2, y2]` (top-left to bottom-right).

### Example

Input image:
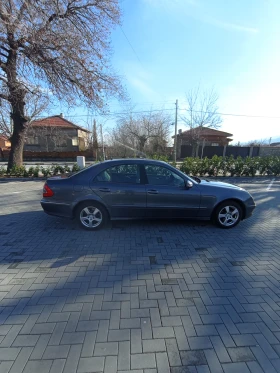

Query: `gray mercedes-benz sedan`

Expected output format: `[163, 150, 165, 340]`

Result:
[41, 159, 256, 230]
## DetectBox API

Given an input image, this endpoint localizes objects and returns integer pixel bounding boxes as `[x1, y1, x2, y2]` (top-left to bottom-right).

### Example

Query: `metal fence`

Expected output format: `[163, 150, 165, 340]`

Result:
[180, 145, 264, 159]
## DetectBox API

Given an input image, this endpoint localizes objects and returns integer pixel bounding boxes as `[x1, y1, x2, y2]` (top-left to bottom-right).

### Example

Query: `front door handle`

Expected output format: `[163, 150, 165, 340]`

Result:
[147, 189, 159, 194]
[99, 188, 111, 193]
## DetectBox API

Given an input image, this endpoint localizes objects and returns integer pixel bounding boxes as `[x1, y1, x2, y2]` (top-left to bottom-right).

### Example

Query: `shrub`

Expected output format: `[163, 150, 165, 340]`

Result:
[180, 158, 193, 175]
[33, 166, 40, 177]
[63, 164, 71, 173]
[233, 156, 244, 176]
[8, 165, 26, 177]
[151, 154, 170, 163]
[178, 155, 280, 177]
[41, 166, 52, 177]
[71, 163, 80, 172]
[269, 156, 280, 176]
[243, 157, 259, 177]
[0, 165, 7, 176]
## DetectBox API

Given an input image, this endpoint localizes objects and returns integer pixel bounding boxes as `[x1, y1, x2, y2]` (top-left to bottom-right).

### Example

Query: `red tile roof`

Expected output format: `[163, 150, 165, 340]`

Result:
[179, 127, 233, 137]
[30, 115, 90, 133]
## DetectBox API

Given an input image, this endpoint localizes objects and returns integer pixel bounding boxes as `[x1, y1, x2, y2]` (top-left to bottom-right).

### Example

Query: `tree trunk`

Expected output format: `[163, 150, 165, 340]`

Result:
[7, 95, 28, 170]
[8, 119, 26, 169]
[6, 37, 28, 171]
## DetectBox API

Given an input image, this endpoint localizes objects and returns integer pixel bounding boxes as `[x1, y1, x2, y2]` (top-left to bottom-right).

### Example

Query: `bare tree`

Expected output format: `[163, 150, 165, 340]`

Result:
[243, 139, 269, 147]
[112, 109, 171, 155]
[0, 90, 50, 137]
[0, 0, 123, 169]
[182, 87, 222, 155]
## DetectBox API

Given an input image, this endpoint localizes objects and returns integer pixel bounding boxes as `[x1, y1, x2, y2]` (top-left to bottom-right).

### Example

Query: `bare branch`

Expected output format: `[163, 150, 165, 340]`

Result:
[0, 92, 8, 100]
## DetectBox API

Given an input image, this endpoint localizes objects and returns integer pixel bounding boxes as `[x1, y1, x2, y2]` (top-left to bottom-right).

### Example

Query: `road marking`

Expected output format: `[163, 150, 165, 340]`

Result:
[266, 178, 275, 191]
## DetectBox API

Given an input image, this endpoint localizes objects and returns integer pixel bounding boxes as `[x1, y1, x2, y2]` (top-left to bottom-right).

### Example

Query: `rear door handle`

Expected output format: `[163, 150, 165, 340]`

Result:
[99, 188, 111, 193]
[147, 189, 159, 194]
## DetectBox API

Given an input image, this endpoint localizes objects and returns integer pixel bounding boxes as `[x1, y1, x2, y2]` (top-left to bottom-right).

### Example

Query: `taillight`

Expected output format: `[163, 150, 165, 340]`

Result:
[43, 183, 54, 197]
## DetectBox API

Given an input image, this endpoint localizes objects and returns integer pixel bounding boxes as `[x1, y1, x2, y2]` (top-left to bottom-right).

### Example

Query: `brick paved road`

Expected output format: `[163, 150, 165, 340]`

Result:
[0, 177, 279, 373]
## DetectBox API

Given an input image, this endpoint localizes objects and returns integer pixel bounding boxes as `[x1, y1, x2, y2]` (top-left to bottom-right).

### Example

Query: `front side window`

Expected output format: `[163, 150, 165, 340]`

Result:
[94, 164, 140, 184]
[145, 165, 185, 187]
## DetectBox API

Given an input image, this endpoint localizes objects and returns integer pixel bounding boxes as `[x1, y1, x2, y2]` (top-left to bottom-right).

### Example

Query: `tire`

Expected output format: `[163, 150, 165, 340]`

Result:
[214, 200, 242, 229]
[76, 202, 108, 230]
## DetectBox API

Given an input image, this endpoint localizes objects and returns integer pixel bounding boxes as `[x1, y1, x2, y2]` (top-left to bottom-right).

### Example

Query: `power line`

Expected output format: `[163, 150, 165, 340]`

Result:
[107, 100, 176, 107]
[62, 108, 175, 118]
[119, 26, 144, 68]
[178, 107, 280, 119]
[37, 104, 280, 120]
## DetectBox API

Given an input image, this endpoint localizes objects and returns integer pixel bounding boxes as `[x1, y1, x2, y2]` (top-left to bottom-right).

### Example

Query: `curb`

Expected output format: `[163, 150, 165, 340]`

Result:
[0, 177, 46, 182]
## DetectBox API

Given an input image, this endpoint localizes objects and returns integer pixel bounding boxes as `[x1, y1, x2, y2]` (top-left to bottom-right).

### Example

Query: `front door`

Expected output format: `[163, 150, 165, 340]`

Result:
[144, 164, 201, 218]
[91, 164, 146, 218]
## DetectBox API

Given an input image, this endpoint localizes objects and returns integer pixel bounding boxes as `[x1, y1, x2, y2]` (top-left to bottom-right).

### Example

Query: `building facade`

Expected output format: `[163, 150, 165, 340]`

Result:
[24, 115, 90, 152]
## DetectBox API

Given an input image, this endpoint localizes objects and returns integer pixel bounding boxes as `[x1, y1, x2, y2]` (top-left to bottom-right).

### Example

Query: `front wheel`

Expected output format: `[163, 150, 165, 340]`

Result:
[214, 201, 242, 229]
[76, 202, 107, 230]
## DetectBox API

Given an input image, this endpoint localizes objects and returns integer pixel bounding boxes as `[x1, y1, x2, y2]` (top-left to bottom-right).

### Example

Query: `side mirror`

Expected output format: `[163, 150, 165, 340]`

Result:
[186, 180, 193, 189]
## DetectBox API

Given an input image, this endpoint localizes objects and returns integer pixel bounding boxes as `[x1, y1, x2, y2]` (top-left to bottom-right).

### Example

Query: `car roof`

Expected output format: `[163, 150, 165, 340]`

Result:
[99, 158, 169, 165]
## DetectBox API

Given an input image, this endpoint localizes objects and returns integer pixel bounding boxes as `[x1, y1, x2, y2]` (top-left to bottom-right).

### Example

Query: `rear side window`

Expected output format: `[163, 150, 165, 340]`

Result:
[94, 164, 140, 184]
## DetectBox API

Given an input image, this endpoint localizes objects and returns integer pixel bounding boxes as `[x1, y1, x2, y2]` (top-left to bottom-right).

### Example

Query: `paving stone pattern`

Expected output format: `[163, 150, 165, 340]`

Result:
[0, 178, 279, 372]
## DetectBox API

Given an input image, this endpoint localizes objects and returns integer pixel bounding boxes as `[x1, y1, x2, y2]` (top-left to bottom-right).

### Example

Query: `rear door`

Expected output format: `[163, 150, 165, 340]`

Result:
[90, 163, 146, 218]
[144, 164, 201, 218]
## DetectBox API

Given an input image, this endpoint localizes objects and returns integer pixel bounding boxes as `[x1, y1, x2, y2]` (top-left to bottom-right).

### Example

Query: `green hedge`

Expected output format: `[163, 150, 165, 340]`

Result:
[1, 156, 280, 178]
[179, 155, 280, 177]
[0, 163, 81, 178]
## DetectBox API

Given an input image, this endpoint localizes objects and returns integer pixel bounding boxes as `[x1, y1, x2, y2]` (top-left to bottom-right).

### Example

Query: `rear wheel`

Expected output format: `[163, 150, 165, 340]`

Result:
[76, 202, 107, 230]
[214, 201, 242, 229]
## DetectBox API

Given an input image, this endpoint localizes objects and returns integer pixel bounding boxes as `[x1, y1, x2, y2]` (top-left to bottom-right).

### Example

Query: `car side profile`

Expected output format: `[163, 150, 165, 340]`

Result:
[41, 159, 256, 230]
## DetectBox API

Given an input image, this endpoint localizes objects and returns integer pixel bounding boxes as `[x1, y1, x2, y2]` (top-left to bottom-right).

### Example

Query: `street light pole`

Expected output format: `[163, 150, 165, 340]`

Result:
[173, 99, 178, 163]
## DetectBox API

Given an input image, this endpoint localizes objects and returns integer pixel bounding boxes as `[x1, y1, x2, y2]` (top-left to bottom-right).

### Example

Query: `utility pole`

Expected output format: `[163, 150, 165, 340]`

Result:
[100, 123, 105, 161]
[173, 99, 178, 163]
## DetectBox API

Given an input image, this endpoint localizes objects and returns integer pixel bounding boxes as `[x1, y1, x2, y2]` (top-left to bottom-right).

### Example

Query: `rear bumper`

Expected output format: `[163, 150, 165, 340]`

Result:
[41, 200, 73, 218]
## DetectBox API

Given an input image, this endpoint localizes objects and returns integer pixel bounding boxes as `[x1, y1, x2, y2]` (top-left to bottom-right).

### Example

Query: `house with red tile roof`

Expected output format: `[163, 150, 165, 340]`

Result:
[25, 114, 90, 152]
[174, 127, 233, 158]
[176, 127, 233, 146]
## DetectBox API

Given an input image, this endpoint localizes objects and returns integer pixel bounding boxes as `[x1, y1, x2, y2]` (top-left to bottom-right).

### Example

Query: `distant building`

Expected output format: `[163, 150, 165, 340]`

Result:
[0, 135, 11, 149]
[174, 127, 233, 158]
[25, 114, 90, 152]
[176, 127, 233, 147]
[270, 142, 280, 147]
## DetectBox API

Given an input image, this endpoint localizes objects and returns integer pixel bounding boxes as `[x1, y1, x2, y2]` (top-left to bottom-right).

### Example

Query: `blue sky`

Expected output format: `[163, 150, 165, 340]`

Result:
[66, 0, 280, 143]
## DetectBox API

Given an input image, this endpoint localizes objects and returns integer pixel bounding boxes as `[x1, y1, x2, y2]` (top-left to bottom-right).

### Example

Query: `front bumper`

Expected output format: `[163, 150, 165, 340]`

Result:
[243, 196, 256, 219]
[41, 200, 72, 218]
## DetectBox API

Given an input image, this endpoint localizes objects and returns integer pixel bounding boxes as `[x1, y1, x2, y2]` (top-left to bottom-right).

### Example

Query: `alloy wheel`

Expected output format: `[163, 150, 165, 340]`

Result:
[218, 205, 240, 227]
[80, 206, 103, 228]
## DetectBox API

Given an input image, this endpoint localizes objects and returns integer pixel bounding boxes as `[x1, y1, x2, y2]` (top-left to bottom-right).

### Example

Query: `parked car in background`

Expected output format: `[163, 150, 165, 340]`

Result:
[41, 159, 256, 230]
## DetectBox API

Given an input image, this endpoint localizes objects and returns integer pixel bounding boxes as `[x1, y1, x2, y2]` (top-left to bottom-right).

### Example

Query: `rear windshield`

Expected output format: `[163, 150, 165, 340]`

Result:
[68, 162, 100, 177]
